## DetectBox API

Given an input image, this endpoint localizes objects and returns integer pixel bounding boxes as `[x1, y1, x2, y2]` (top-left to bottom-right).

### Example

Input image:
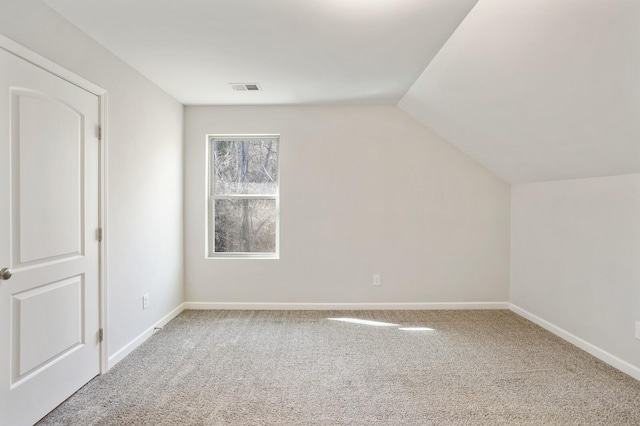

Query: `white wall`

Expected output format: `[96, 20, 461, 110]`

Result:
[511, 174, 640, 369]
[0, 1, 184, 358]
[185, 106, 510, 304]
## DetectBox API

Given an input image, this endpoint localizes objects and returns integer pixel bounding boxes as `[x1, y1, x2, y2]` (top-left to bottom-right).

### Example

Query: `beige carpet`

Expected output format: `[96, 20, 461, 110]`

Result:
[39, 310, 640, 425]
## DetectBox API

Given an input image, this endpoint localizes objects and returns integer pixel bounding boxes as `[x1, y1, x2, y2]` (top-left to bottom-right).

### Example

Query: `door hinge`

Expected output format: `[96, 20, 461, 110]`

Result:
[96, 227, 103, 242]
[97, 125, 102, 140]
[99, 328, 104, 342]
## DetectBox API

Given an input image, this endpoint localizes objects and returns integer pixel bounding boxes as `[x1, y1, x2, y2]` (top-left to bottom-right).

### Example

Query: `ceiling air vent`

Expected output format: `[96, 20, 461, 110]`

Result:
[230, 83, 261, 91]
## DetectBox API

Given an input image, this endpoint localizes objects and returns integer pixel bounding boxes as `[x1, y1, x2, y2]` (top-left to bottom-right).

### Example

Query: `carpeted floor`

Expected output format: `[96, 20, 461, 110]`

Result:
[39, 310, 640, 425]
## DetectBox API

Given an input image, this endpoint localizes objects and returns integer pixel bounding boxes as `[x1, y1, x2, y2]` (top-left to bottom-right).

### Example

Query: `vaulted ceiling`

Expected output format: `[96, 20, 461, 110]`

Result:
[43, 0, 639, 183]
[400, 0, 640, 183]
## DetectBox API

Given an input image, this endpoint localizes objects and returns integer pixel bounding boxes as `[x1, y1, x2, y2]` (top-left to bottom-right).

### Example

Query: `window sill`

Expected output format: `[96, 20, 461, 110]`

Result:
[207, 254, 279, 260]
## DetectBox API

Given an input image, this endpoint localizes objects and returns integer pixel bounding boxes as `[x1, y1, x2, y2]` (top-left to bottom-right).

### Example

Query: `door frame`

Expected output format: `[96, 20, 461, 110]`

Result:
[0, 34, 109, 374]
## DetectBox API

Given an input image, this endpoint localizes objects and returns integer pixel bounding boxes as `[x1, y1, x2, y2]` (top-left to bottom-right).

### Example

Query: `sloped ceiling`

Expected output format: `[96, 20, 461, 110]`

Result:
[399, 0, 640, 183]
[43, 0, 639, 183]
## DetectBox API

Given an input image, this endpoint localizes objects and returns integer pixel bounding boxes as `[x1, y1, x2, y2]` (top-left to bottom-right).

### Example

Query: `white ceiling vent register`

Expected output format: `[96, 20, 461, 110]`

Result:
[230, 83, 261, 91]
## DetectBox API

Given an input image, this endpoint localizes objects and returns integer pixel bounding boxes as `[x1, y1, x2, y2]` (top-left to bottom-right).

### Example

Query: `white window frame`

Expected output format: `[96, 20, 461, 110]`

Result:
[206, 134, 280, 259]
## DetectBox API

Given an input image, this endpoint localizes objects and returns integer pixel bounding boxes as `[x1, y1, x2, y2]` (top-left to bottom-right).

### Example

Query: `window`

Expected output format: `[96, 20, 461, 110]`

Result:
[207, 135, 279, 258]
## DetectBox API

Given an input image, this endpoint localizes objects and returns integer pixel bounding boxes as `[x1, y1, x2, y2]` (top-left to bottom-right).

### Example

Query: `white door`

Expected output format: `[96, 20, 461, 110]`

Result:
[0, 48, 101, 425]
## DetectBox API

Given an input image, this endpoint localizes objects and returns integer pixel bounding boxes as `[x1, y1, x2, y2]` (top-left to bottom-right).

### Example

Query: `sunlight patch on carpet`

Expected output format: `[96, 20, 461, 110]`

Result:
[327, 318, 399, 327]
[398, 327, 434, 331]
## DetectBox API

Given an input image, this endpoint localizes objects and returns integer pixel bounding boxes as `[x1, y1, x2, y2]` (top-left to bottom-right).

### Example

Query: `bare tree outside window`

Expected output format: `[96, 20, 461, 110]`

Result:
[208, 136, 279, 257]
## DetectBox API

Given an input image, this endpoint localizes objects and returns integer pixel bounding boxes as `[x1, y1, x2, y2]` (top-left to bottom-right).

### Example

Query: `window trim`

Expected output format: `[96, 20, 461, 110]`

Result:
[206, 134, 280, 259]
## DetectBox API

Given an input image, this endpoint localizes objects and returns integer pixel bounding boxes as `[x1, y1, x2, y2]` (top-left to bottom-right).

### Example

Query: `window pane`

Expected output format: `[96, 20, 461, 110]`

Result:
[213, 139, 278, 195]
[214, 199, 276, 253]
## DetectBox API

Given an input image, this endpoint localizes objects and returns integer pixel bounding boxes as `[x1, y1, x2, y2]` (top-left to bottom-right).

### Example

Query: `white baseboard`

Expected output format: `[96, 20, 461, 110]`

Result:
[509, 304, 640, 381]
[107, 303, 185, 370]
[184, 301, 510, 310]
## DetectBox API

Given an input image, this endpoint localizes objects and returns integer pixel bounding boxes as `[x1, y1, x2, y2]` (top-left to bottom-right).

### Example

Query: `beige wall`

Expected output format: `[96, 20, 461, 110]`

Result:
[511, 174, 640, 370]
[0, 1, 184, 358]
[185, 106, 510, 304]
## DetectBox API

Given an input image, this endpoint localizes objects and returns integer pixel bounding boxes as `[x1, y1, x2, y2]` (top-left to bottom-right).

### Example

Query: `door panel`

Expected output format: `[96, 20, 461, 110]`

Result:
[13, 91, 83, 264]
[13, 275, 83, 380]
[0, 46, 101, 426]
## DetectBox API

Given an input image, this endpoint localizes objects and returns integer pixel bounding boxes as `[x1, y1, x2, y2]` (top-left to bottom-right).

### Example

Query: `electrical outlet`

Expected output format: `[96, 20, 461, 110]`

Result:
[373, 274, 381, 286]
[635, 321, 640, 340]
[142, 293, 149, 310]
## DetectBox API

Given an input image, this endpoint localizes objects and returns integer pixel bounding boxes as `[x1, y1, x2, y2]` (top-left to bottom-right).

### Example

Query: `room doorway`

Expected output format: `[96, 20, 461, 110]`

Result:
[0, 39, 106, 425]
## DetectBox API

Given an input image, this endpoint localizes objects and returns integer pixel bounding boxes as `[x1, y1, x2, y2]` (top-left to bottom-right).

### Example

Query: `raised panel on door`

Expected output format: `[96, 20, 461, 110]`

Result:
[11, 89, 84, 267]
[12, 275, 84, 385]
[12, 90, 84, 266]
